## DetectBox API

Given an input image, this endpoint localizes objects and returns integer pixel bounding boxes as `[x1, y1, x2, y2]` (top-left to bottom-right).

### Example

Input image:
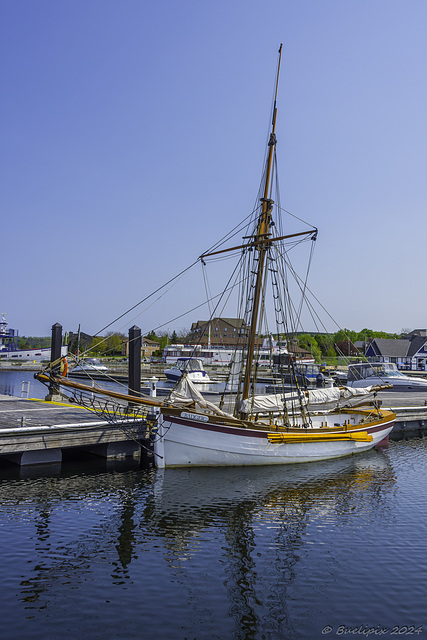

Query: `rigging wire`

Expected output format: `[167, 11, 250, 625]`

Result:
[150, 260, 250, 337]
[92, 258, 201, 338]
[295, 235, 316, 326]
[200, 206, 262, 257]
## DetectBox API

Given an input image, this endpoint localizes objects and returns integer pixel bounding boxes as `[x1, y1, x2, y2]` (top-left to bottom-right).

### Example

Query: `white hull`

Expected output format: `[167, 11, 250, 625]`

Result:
[0, 346, 68, 362]
[348, 376, 427, 390]
[347, 363, 427, 390]
[164, 357, 210, 383]
[154, 411, 394, 468]
[70, 366, 108, 373]
[163, 346, 289, 366]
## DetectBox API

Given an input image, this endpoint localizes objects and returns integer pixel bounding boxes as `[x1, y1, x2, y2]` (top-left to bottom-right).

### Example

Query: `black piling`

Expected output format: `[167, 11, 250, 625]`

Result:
[47, 322, 62, 400]
[128, 325, 141, 400]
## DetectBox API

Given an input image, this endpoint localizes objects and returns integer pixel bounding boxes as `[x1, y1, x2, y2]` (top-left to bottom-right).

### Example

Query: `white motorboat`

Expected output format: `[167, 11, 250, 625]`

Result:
[0, 313, 68, 361]
[346, 362, 427, 390]
[69, 358, 108, 374]
[164, 358, 210, 383]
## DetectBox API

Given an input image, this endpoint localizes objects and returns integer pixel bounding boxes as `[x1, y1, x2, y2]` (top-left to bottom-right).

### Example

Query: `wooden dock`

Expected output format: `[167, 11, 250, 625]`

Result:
[0, 394, 151, 467]
[376, 389, 427, 440]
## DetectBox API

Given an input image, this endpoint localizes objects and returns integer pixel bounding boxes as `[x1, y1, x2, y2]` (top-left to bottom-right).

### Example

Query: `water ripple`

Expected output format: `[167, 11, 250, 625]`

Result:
[0, 441, 425, 639]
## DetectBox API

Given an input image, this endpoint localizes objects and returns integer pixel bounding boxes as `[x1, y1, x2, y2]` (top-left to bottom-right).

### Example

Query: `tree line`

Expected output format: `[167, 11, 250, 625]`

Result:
[296, 328, 400, 363]
[19, 327, 404, 361]
[17, 336, 52, 350]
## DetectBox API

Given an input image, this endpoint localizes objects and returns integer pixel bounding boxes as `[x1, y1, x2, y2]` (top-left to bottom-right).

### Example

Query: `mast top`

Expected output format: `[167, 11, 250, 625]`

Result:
[270, 44, 283, 144]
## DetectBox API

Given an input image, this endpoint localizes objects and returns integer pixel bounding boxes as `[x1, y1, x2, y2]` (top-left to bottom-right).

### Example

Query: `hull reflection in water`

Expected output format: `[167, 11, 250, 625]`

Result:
[147, 451, 396, 639]
[151, 450, 394, 527]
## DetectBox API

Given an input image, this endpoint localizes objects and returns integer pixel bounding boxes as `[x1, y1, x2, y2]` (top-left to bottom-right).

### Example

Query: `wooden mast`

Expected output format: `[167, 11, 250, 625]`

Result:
[240, 44, 283, 410]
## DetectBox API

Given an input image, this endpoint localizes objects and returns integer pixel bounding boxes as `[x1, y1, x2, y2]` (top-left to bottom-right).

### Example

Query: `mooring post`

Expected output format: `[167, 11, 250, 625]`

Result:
[46, 322, 62, 401]
[149, 376, 158, 397]
[128, 325, 141, 402]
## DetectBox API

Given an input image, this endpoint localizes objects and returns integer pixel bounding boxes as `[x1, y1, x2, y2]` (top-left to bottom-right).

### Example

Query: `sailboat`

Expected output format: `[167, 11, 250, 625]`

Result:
[36, 46, 395, 467]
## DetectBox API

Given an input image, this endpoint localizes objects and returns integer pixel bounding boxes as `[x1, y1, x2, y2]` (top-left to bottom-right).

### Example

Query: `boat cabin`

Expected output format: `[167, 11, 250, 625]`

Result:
[174, 358, 205, 372]
[347, 362, 398, 383]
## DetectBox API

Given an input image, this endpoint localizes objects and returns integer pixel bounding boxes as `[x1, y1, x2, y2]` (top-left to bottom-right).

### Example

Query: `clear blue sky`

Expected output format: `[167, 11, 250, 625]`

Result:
[2, 0, 426, 338]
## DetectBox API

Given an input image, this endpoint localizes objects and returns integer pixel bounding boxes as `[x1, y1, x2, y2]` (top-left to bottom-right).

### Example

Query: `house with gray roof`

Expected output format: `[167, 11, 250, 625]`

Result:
[365, 330, 427, 371]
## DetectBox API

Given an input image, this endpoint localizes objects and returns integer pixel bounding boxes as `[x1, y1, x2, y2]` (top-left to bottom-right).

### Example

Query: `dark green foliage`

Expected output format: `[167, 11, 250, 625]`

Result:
[17, 336, 51, 350]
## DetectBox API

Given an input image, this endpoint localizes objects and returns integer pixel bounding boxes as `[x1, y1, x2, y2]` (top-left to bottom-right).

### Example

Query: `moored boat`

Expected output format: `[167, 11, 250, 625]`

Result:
[0, 313, 67, 362]
[164, 357, 210, 383]
[69, 358, 108, 374]
[151, 45, 395, 466]
[35, 46, 395, 468]
[156, 406, 394, 467]
[346, 362, 427, 390]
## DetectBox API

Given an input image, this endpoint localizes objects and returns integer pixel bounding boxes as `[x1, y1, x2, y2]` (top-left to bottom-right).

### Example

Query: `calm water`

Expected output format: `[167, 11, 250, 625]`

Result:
[0, 436, 426, 640]
[0, 369, 135, 399]
[0, 369, 46, 399]
[0, 369, 271, 401]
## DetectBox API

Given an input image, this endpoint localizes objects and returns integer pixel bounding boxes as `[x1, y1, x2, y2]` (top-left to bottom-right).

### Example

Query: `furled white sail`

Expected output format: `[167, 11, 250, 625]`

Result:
[239, 391, 306, 415]
[240, 386, 375, 414]
[307, 386, 373, 404]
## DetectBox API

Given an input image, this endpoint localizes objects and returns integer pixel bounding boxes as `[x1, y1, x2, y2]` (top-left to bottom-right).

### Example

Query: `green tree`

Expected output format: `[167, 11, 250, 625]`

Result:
[157, 332, 170, 352]
[145, 330, 159, 342]
[298, 334, 322, 362]
[106, 333, 124, 356]
[145, 330, 169, 356]
[314, 334, 336, 359]
[18, 336, 51, 349]
[89, 336, 105, 354]
[333, 329, 358, 345]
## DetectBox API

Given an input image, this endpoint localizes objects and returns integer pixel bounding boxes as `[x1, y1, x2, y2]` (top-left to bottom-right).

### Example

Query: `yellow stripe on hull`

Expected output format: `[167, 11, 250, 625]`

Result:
[268, 431, 373, 444]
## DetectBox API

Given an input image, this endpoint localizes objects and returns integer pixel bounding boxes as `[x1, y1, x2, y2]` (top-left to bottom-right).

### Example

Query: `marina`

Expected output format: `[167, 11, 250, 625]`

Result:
[0, 33, 425, 637]
[4, 1, 427, 638]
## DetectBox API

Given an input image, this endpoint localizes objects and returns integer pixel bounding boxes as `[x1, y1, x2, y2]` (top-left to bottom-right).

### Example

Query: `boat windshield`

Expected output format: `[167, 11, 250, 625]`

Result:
[374, 363, 405, 377]
[348, 362, 405, 381]
[176, 358, 204, 371]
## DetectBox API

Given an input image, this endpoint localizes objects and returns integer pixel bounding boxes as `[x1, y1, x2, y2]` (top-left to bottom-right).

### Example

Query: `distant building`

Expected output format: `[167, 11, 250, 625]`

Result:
[366, 330, 427, 371]
[354, 340, 372, 354]
[68, 331, 94, 353]
[122, 336, 160, 360]
[287, 344, 315, 363]
[188, 318, 250, 347]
